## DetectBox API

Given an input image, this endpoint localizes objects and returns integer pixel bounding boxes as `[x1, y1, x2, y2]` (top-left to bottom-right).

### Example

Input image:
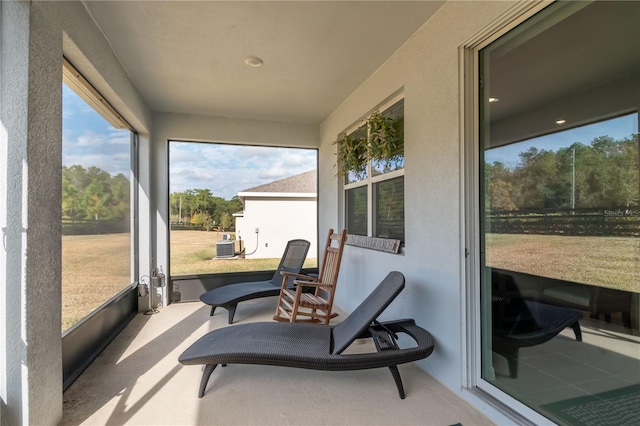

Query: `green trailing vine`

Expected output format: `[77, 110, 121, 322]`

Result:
[367, 110, 398, 163]
[335, 127, 368, 178]
[334, 110, 402, 177]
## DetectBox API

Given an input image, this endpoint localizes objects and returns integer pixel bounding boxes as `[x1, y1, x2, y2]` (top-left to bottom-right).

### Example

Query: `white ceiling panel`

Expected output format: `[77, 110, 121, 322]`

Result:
[84, 1, 444, 124]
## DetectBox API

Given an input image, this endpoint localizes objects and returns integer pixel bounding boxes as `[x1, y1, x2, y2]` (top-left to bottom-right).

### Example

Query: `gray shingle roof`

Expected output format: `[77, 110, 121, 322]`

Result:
[240, 170, 316, 194]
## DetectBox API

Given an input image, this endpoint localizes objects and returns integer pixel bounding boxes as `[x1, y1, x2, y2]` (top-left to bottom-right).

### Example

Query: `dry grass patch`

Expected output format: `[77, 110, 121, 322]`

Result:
[486, 233, 640, 293]
[62, 233, 131, 331]
[62, 230, 317, 331]
[169, 230, 316, 275]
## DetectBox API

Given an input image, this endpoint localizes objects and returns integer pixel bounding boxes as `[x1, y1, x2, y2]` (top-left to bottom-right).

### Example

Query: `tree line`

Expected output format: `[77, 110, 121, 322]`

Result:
[62, 165, 243, 232]
[169, 189, 243, 231]
[485, 134, 639, 212]
[62, 165, 130, 222]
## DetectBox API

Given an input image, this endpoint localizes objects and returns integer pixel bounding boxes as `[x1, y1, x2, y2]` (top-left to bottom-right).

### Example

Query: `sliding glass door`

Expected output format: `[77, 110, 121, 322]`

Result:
[478, 1, 639, 424]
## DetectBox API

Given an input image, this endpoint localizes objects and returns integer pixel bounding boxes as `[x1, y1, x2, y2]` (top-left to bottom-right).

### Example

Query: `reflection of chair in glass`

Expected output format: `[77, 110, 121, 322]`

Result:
[543, 284, 632, 328]
[273, 229, 347, 324]
[492, 270, 583, 378]
[199, 239, 310, 324]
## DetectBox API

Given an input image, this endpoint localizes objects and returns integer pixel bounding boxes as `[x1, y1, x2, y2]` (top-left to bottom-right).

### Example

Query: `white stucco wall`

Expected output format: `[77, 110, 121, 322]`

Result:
[236, 197, 318, 260]
[1, 1, 152, 424]
[318, 0, 517, 421]
[1, 2, 34, 424]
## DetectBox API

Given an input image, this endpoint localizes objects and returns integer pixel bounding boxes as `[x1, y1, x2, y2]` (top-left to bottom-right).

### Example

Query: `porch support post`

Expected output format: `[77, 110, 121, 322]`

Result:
[1, 1, 63, 425]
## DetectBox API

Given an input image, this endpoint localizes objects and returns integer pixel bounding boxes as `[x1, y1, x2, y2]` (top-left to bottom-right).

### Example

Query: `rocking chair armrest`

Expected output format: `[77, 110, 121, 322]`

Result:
[281, 271, 319, 281]
[293, 279, 333, 290]
[280, 271, 319, 290]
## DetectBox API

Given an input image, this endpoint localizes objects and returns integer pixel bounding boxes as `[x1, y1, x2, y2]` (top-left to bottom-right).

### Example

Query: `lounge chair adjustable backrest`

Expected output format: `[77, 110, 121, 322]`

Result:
[331, 271, 405, 355]
[269, 239, 311, 287]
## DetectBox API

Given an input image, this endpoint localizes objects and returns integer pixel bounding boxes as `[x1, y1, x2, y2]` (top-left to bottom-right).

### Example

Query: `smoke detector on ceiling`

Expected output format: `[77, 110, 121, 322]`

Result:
[244, 56, 264, 67]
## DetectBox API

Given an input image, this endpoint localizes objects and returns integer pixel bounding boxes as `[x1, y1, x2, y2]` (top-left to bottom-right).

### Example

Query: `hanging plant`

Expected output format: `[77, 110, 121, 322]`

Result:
[367, 110, 398, 163]
[334, 110, 401, 178]
[334, 126, 368, 178]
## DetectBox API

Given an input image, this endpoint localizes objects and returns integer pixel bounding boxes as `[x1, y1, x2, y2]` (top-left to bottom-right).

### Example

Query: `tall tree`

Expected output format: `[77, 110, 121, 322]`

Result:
[485, 132, 639, 212]
[485, 162, 517, 211]
[62, 165, 130, 221]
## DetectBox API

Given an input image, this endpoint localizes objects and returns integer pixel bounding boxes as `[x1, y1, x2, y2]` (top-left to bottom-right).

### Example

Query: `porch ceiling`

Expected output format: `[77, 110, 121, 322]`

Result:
[82, 1, 444, 124]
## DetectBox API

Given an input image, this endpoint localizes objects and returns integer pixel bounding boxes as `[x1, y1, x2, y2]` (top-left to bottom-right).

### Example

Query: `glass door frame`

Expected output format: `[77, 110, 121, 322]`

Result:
[461, 1, 562, 423]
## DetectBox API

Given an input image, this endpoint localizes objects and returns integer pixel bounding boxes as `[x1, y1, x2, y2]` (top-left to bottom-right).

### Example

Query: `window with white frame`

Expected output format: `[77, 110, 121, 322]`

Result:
[343, 96, 404, 243]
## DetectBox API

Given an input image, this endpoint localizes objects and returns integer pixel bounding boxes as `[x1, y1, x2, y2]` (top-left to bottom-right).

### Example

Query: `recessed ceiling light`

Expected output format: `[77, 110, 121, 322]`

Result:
[244, 56, 263, 67]
[488, 97, 499, 103]
[556, 119, 567, 125]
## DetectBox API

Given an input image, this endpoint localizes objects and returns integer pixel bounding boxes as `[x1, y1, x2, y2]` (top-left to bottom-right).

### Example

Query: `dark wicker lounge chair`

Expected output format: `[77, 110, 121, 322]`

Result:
[199, 239, 310, 324]
[179, 271, 435, 399]
[492, 270, 583, 378]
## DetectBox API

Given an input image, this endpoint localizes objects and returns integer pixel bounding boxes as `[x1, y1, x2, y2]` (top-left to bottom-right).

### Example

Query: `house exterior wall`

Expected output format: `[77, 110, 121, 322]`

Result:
[236, 197, 318, 260]
[1, 1, 152, 424]
[318, 0, 517, 422]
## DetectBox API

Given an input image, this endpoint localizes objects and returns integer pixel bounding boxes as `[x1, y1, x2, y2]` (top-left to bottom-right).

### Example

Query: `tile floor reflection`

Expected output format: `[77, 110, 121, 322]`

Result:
[491, 315, 639, 425]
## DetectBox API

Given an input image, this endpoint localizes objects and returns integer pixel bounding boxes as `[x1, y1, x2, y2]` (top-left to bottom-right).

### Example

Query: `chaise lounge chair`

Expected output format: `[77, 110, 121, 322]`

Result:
[491, 270, 583, 378]
[179, 271, 435, 399]
[199, 239, 310, 324]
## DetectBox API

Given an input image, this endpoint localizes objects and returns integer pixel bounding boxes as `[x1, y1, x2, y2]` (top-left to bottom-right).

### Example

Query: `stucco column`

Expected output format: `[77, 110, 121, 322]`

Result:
[1, 1, 63, 424]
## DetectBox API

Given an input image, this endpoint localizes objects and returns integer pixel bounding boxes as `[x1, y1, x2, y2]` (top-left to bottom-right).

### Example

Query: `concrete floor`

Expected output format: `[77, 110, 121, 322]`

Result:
[61, 298, 493, 426]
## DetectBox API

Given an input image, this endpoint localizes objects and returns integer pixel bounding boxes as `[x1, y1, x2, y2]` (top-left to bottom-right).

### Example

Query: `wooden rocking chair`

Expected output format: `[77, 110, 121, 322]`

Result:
[273, 229, 347, 324]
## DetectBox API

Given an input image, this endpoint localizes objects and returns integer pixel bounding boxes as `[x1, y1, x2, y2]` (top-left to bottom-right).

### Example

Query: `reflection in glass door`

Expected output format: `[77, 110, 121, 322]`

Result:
[478, 1, 639, 424]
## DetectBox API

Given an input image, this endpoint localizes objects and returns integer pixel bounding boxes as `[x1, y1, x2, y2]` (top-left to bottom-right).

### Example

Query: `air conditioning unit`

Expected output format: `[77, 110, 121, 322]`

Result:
[216, 240, 235, 258]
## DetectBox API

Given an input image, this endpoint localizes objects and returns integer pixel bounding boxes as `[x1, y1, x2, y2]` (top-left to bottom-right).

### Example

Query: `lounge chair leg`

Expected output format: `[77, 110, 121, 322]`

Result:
[388, 366, 405, 399]
[503, 347, 520, 378]
[198, 364, 218, 398]
[571, 321, 582, 341]
[371, 331, 406, 399]
[209, 306, 216, 317]
[228, 303, 238, 324]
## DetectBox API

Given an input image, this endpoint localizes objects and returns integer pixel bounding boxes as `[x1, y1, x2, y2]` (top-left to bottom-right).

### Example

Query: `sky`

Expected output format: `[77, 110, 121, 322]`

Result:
[169, 143, 317, 200]
[63, 84, 317, 200]
[62, 84, 131, 177]
[485, 113, 638, 167]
